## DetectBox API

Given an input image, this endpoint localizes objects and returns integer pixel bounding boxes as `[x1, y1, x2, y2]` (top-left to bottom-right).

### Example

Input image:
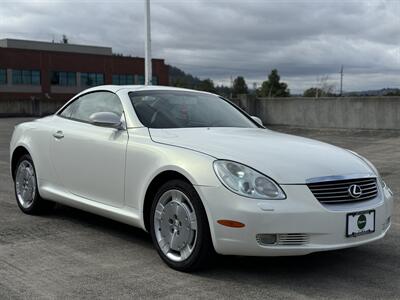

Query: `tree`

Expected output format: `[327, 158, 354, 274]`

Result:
[172, 77, 190, 88]
[384, 89, 400, 96]
[303, 87, 323, 97]
[259, 69, 290, 97]
[197, 79, 216, 93]
[232, 76, 248, 97]
[61, 34, 69, 44]
[303, 87, 336, 97]
[304, 76, 336, 97]
[168, 65, 231, 95]
[316, 75, 335, 97]
[215, 85, 232, 97]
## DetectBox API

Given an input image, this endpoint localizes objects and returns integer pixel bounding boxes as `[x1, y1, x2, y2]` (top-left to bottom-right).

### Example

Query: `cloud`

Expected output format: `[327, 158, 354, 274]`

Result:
[0, 0, 399, 93]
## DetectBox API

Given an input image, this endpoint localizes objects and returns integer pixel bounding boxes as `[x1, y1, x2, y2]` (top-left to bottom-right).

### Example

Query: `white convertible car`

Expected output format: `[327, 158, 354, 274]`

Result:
[10, 85, 393, 271]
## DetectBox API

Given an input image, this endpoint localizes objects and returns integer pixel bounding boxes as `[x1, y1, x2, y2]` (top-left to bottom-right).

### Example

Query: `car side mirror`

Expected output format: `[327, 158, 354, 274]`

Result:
[89, 112, 123, 129]
[251, 116, 263, 126]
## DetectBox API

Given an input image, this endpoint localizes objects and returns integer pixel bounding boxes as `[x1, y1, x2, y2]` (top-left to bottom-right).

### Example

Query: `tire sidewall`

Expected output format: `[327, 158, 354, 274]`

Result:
[14, 154, 41, 214]
[150, 179, 212, 271]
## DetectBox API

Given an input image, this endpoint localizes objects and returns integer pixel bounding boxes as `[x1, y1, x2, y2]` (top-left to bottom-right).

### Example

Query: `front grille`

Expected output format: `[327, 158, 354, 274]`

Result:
[308, 177, 378, 204]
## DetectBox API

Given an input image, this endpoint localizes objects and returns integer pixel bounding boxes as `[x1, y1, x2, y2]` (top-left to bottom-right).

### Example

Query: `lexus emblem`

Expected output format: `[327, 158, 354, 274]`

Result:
[348, 184, 362, 198]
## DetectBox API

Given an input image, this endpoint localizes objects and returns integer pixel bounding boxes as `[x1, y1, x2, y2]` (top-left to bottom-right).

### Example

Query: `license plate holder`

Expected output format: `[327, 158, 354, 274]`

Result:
[346, 210, 375, 237]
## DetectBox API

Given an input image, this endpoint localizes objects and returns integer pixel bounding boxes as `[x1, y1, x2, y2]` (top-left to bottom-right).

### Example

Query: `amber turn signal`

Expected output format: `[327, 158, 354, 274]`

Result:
[217, 220, 245, 228]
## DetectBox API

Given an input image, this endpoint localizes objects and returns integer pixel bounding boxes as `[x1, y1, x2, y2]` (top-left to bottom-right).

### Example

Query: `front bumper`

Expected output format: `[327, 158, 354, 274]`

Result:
[195, 183, 393, 256]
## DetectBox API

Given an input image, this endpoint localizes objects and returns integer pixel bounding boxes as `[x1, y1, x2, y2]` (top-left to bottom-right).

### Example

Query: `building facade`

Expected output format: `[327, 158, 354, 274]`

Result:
[0, 38, 169, 102]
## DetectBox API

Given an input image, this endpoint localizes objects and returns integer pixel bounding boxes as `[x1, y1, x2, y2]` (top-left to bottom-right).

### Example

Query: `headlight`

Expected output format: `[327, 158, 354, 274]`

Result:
[213, 160, 286, 200]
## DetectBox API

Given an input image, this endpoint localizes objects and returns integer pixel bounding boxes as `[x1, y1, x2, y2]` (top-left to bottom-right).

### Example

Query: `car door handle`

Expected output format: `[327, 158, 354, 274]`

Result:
[53, 130, 64, 139]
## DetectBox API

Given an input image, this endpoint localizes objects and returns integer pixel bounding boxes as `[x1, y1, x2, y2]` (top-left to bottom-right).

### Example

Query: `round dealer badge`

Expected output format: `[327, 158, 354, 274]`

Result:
[357, 215, 367, 229]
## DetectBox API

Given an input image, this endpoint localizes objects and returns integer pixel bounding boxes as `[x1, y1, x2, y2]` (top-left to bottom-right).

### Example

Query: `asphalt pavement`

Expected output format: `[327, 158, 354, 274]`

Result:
[0, 118, 399, 299]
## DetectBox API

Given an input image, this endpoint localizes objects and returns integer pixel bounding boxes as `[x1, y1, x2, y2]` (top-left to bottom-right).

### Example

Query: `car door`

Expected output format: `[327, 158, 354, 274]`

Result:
[50, 91, 128, 207]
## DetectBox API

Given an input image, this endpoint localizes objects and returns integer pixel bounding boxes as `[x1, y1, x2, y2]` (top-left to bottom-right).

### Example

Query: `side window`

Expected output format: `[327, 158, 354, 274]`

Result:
[59, 101, 77, 118]
[60, 92, 123, 122]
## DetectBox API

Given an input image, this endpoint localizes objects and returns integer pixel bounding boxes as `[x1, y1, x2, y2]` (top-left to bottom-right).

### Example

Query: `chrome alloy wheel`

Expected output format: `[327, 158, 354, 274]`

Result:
[15, 160, 36, 209]
[153, 189, 198, 262]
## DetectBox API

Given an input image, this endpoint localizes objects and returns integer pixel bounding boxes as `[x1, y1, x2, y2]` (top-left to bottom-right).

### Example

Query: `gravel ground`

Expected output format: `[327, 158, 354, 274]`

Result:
[0, 118, 399, 299]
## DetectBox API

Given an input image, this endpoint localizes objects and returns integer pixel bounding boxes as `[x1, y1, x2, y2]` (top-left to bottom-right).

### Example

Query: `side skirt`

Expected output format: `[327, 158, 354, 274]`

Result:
[39, 181, 144, 229]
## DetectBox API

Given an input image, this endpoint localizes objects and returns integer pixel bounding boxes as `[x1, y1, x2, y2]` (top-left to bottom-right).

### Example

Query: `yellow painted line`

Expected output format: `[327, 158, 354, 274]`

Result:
[392, 222, 400, 227]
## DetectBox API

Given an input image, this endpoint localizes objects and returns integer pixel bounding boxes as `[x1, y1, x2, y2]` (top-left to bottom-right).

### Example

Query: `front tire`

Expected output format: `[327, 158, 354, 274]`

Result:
[14, 154, 54, 214]
[150, 179, 214, 271]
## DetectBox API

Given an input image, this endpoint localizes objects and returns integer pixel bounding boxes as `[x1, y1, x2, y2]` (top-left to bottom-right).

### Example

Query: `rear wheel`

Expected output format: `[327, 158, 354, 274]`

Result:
[14, 154, 54, 214]
[150, 179, 214, 271]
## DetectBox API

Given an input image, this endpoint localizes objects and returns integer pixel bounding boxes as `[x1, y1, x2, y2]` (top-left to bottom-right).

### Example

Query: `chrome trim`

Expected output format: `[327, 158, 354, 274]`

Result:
[308, 177, 379, 204]
[277, 233, 309, 246]
[306, 173, 376, 184]
[348, 184, 362, 198]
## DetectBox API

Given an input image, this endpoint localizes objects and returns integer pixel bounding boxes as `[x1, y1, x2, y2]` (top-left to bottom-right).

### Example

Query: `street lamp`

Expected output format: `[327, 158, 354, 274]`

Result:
[144, 0, 152, 85]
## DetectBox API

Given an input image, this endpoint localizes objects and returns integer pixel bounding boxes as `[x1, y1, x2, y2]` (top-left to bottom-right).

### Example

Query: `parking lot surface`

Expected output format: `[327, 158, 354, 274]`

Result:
[0, 118, 399, 299]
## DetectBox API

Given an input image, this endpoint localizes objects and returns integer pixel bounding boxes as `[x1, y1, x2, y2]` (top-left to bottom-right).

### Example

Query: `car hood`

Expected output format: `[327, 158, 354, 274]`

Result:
[149, 127, 372, 184]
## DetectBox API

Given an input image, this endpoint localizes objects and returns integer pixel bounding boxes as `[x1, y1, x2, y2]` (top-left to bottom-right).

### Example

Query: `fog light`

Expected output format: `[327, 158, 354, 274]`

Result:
[256, 234, 277, 245]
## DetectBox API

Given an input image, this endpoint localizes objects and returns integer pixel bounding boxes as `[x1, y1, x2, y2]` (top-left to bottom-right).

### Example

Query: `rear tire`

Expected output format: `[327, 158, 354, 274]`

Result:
[14, 154, 54, 215]
[150, 179, 214, 272]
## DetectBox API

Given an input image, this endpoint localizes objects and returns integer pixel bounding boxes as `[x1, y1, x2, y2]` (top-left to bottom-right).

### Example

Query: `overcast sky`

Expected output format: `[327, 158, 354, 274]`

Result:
[1, 0, 399, 93]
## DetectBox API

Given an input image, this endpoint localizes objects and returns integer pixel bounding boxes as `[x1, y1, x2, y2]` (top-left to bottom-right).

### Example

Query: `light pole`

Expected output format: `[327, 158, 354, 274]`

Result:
[340, 65, 344, 96]
[144, 0, 152, 85]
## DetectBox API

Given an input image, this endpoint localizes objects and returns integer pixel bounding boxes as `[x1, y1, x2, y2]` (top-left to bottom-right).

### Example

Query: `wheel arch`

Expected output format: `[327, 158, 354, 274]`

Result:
[11, 145, 31, 180]
[142, 170, 193, 232]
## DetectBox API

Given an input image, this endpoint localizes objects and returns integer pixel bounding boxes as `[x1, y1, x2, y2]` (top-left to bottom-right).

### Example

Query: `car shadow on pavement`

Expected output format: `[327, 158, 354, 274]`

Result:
[41, 202, 399, 298]
[49, 203, 153, 247]
[48, 202, 380, 273]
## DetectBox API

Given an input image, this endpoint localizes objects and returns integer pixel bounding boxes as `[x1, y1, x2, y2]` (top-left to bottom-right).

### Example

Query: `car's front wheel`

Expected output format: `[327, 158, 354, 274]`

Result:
[14, 154, 54, 214]
[150, 179, 214, 271]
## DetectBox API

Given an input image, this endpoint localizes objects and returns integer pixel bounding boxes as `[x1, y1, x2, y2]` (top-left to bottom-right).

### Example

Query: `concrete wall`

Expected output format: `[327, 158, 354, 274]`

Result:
[1, 95, 400, 130]
[0, 98, 66, 117]
[231, 95, 400, 130]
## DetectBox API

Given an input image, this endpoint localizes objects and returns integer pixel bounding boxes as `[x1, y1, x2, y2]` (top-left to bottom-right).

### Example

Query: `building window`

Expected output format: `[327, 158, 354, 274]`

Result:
[137, 75, 145, 85]
[51, 71, 77, 86]
[0, 69, 6, 84]
[136, 75, 158, 85]
[12, 70, 41, 85]
[81, 72, 104, 86]
[112, 74, 134, 85]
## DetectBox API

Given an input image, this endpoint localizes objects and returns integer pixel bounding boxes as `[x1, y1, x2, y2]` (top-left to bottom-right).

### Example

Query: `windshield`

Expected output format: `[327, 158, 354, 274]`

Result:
[129, 90, 258, 129]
